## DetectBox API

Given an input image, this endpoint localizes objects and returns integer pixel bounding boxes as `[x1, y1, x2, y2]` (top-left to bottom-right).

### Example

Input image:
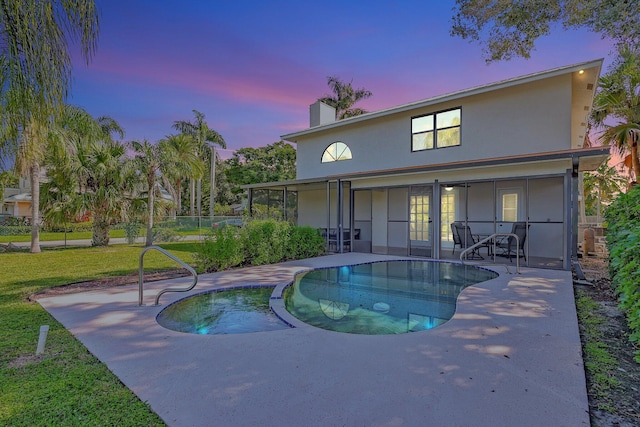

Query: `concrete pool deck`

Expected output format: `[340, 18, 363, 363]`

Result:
[37, 254, 589, 427]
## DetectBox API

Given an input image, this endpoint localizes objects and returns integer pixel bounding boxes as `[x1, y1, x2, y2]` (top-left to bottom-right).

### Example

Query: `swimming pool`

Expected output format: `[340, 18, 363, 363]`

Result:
[157, 287, 290, 335]
[283, 260, 497, 334]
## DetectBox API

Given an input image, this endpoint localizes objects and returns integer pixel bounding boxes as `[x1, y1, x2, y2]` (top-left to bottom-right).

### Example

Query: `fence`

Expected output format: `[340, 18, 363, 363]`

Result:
[0, 215, 243, 242]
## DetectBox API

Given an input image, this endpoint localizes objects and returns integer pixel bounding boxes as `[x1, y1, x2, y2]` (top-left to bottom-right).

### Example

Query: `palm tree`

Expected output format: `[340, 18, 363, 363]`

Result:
[160, 134, 205, 216]
[80, 140, 131, 246]
[591, 46, 640, 183]
[318, 76, 373, 120]
[173, 110, 226, 218]
[41, 106, 126, 246]
[129, 139, 176, 247]
[14, 115, 51, 252]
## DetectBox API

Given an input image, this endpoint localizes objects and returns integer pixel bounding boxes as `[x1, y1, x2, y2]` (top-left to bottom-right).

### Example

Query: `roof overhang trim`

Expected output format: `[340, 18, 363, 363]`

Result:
[242, 146, 610, 191]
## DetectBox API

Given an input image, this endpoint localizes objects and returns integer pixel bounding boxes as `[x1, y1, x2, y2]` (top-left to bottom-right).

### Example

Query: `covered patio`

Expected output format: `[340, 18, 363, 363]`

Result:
[246, 146, 608, 270]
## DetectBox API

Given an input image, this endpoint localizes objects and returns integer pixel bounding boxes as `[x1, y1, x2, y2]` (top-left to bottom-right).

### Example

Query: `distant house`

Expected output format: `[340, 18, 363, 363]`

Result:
[1, 175, 35, 220]
[244, 59, 608, 270]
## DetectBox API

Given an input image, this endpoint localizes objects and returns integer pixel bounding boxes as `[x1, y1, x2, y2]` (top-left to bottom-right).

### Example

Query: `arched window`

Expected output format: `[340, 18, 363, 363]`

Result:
[321, 142, 352, 163]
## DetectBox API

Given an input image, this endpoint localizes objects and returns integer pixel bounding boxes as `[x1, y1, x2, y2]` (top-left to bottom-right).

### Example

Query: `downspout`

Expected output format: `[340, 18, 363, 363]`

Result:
[569, 157, 580, 270]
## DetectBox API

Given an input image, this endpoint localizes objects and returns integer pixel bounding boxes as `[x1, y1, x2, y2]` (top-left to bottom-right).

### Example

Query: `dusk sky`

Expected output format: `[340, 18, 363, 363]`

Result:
[69, 0, 615, 159]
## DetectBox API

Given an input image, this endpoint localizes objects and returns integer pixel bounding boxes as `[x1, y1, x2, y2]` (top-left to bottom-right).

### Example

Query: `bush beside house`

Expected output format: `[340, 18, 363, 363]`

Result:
[605, 185, 640, 362]
[196, 220, 325, 272]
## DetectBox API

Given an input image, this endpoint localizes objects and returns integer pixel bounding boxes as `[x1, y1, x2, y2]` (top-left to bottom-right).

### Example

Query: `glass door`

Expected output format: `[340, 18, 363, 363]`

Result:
[409, 186, 433, 257]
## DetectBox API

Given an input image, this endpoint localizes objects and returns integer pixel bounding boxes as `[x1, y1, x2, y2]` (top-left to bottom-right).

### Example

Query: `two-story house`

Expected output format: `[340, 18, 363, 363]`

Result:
[1, 175, 34, 220]
[244, 59, 608, 270]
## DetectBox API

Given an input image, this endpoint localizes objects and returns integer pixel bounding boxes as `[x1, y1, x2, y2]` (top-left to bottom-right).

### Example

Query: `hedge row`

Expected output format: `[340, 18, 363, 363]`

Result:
[0, 221, 95, 234]
[195, 220, 325, 272]
[605, 185, 640, 362]
[0, 225, 31, 236]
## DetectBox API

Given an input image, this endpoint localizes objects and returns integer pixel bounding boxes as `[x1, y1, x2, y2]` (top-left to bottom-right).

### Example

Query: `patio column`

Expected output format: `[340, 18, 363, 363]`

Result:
[337, 179, 343, 253]
[326, 181, 331, 252]
[568, 159, 579, 270]
[283, 187, 288, 221]
[433, 180, 441, 259]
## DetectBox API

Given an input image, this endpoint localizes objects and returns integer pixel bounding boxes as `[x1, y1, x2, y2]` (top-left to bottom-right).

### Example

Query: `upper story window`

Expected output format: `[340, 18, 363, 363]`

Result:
[411, 108, 461, 151]
[322, 142, 352, 163]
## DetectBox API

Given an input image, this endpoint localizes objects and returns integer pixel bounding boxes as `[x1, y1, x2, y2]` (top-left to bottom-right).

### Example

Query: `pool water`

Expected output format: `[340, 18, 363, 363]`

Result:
[157, 287, 289, 335]
[283, 260, 497, 335]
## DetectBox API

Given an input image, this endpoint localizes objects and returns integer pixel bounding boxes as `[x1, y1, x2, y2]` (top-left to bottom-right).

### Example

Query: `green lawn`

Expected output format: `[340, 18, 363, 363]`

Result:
[0, 242, 200, 426]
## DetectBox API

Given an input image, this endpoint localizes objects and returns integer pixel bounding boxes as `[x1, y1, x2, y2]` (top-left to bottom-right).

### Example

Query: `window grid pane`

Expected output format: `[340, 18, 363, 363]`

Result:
[440, 192, 455, 242]
[436, 127, 460, 148]
[410, 194, 430, 241]
[436, 109, 460, 128]
[322, 142, 352, 163]
[412, 132, 433, 151]
[412, 115, 434, 133]
[502, 193, 518, 222]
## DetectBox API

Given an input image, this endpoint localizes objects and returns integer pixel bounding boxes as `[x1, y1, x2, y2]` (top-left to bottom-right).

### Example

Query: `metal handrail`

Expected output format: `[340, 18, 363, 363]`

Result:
[138, 245, 198, 306]
[460, 233, 521, 274]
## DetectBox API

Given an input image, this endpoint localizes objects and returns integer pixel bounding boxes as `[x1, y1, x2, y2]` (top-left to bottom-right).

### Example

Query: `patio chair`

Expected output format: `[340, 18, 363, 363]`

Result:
[451, 222, 462, 254]
[453, 222, 484, 260]
[496, 222, 527, 262]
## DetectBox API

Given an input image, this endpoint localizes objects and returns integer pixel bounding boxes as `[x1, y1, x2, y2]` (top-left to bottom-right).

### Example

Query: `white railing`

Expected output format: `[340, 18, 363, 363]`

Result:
[138, 245, 198, 306]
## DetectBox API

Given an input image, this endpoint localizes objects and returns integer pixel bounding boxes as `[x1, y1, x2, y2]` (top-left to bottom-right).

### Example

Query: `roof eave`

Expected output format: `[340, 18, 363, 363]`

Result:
[241, 146, 610, 190]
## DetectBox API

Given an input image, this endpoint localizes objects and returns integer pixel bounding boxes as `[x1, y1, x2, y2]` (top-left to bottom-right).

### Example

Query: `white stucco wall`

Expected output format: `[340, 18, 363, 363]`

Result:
[294, 74, 572, 180]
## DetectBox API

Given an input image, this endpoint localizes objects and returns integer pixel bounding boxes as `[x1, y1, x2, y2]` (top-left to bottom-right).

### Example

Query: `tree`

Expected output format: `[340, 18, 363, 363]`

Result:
[0, 0, 99, 252]
[318, 76, 373, 120]
[41, 107, 126, 246]
[0, 1, 99, 118]
[14, 115, 50, 252]
[450, 0, 640, 62]
[591, 46, 640, 182]
[173, 110, 226, 218]
[160, 134, 205, 216]
[225, 141, 296, 191]
[583, 158, 626, 220]
[129, 139, 176, 247]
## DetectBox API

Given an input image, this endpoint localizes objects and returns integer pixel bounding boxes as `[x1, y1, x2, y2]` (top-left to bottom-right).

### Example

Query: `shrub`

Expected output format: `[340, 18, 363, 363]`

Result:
[195, 220, 326, 272]
[151, 227, 183, 243]
[285, 226, 325, 260]
[605, 185, 640, 362]
[0, 225, 30, 235]
[123, 221, 142, 244]
[43, 221, 94, 233]
[243, 220, 289, 265]
[196, 226, 244, 272]
[0, 216, 29, 227]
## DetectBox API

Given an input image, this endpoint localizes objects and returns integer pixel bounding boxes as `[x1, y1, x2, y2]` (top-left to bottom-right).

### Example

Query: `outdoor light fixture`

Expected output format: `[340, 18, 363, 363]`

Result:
[444, 183, 468, 191]
[578, 69, 584, 74]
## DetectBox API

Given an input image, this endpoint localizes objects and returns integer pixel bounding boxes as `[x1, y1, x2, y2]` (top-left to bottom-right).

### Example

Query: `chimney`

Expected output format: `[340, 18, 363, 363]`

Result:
[309, 101, 336, 127]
